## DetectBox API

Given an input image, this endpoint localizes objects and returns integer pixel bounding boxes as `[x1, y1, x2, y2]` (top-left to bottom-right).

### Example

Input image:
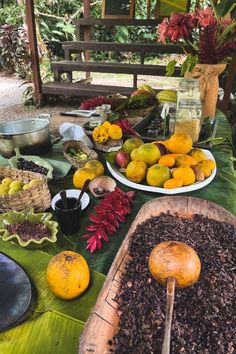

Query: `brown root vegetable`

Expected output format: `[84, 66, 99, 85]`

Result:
[192, 166, 205, 182]
[148, 240, 201, 288]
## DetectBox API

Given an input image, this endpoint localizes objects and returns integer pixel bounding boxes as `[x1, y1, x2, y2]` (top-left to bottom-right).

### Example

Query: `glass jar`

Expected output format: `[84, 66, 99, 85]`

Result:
[178, 79, 201, 101]
[102, 104, 112, 120]
[95, 106, 106, 122]
[175, 100, 203, 143]
[89, 113, 102, 128]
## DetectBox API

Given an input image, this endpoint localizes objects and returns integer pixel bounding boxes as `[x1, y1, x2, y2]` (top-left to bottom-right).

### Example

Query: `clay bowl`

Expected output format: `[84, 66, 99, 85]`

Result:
[89, 176, 116, 198]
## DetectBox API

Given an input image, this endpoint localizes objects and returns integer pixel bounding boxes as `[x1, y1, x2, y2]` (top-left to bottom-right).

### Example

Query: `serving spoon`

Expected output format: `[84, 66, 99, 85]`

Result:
[149, 240, 201, 354]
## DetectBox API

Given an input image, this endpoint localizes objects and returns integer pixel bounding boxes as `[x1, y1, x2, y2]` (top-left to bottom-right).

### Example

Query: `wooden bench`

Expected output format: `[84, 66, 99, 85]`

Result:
[42, 19, 185, 98]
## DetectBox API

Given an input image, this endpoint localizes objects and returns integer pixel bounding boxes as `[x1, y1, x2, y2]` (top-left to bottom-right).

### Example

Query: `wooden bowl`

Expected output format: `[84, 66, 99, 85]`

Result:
[89, 176, 116, 198]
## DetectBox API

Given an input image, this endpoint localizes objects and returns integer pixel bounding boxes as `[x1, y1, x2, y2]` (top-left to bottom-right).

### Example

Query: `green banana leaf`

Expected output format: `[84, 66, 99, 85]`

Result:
[0, 240, 105, 322]
[158, 0, 189, 17]
[0, 311, 84, 354]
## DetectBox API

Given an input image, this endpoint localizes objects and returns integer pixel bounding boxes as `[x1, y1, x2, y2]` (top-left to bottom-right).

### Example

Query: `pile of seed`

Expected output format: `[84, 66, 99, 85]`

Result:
[7, 221, 51, 241]
[111, 213, 236, 354]
[17, 158, 49, 175]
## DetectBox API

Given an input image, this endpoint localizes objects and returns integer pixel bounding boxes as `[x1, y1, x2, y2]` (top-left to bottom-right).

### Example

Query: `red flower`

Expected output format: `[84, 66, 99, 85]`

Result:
[193, 7, 217, 27]
[157, 12, 196, 43]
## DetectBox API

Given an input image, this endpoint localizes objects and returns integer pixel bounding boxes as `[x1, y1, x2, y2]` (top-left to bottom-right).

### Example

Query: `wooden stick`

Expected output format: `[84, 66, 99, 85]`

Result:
[147, 0, 151, 19]
[161, 277, 176, 354]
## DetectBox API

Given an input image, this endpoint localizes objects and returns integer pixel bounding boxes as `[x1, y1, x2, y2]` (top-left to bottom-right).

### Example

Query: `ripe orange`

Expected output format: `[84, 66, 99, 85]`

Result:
[84, 160, 104, 177]
[73, 167, 96, 189]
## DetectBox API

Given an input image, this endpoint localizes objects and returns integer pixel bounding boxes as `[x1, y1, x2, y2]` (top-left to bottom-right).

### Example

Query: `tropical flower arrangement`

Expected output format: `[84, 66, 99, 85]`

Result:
[157, 0, 236, 76]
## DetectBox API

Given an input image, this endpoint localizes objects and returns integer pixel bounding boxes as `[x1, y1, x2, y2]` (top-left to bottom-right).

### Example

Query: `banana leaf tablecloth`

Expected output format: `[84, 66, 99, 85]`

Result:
[0, 111, 236, 354]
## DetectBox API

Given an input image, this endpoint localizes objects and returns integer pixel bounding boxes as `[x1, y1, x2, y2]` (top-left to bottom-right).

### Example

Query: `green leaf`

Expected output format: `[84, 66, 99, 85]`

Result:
[214, 0, 236, 18]
[180, 54, 198, 77]
[0, 239, 105, 322]
[166, 60, 177, 76]
[0, 311, 84, 354]
[120, 26, 129, 36]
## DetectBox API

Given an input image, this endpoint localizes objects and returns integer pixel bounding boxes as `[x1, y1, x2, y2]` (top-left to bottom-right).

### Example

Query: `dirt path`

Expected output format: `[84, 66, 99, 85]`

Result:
[0, 71, 179, 123]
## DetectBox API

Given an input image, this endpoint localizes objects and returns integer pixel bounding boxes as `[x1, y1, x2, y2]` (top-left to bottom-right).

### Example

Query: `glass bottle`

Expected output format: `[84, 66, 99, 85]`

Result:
[178, 79, 201, 101]
[102, 104, 112, 120]
[174, 100, 203, 143]
[89, 113, 102, 128]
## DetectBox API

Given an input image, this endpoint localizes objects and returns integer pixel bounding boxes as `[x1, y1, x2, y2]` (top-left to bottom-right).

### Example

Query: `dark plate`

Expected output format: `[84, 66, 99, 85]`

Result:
[0, 252, 36, 332]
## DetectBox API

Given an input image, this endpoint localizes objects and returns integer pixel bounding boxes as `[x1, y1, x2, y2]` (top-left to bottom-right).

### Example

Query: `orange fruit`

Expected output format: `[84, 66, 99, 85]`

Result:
[126, 161, 147, 183]
[167, 132, 193, 154]
[84, 160, 104, 177]
[73, 167, 96, 189]
[172, 166, 195, 186]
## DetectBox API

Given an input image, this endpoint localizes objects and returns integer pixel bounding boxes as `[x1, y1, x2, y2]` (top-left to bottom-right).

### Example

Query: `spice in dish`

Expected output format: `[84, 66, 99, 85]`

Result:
[6, 221, 51, 241]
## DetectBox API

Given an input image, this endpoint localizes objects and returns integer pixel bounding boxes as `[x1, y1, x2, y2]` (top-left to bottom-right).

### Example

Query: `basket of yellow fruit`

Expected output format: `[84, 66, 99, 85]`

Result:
[92, 122, 123, 152]
[63, 140, 98, 169]
[0, 166, 51, 212]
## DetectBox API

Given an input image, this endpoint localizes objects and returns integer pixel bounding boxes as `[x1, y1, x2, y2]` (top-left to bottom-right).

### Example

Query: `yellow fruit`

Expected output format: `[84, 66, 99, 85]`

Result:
[126, 161, 147, 183]
[164, 178, 183, 189]
[1, 177, 13, 186]
[23, 184, 31, 191]
[196, 160, 215, 178]
[46, 251, 90, 300]
[172, 166, 195, 186]
[0, 185, 9, 196]
[73, 167, 96, 189]
[189, 148, 207, 163]
[199, 159, 216, 171]
[130, 148, 138, 161]
[146, 164, 171, 187]
[167, 132, 193, 154]
[123, 138, 144, 154]
[108, 124, 123, 140]
[28, 179, 41, 188]
[158, 155, 175, 168]
[9, 180, 23, 189]
[8, 187, 21, 195]
[175, 155, 198, 167]
[84, 160, 104, 177]
[136, 143, 161, 166]
[102, 121, 111, 132]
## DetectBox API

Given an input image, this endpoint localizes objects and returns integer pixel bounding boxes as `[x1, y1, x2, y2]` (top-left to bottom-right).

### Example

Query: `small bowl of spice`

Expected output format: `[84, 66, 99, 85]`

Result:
[0, 208, 58, 249]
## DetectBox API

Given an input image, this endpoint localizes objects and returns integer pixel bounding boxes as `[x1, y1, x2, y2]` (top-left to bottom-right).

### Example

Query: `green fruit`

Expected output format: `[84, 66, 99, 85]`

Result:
[1, 177, 13, 186]
[8, 187, 21, 195]
[0, 185, 9, 196]
[146, 164, 171, 187]
[123, 138, 144, 154]
[9, 180, 23, 189]
[156, 90, 177, 103]
[136, 143, 161, 166]
[105, 151, 118, 164]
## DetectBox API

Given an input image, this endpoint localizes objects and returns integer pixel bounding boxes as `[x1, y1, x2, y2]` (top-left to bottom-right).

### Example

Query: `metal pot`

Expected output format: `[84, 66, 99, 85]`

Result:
[0, 114, 53, 158]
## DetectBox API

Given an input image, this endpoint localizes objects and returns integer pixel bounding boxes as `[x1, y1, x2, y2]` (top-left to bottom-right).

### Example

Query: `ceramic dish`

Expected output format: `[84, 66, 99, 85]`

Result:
[9, 149, 53, 179]
[0, 208, 58, 249]
[0, 252, 36, 332]
[106, 149, 216, 195]
[51, 189, 90, 211]
[89, 176, 116, 198]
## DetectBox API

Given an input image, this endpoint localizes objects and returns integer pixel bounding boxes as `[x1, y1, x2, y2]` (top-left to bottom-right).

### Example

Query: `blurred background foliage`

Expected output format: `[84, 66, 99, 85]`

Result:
[0, 0, 214, 80]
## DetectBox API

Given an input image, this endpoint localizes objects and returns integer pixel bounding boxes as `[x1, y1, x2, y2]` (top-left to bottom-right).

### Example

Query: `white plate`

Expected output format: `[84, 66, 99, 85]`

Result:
[51, 189, 90, 210]
[106, 149, 217, 195]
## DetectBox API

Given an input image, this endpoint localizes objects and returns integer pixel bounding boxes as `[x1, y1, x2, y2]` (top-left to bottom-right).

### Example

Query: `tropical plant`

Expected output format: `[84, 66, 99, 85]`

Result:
[157, 0, 236, 76]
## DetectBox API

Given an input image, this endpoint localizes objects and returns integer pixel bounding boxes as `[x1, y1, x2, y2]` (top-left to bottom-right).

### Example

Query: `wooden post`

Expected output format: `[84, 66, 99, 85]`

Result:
[221, 53, 236, 115]
[147, 0, 151, 19]
[25, 0, 42, 105]
[83, 0, 91, 79]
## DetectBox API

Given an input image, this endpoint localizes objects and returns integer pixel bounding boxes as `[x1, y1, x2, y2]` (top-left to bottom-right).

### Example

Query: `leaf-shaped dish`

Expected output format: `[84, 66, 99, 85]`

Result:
[0, 208, 58, 249]
[9, 149, 54, 180]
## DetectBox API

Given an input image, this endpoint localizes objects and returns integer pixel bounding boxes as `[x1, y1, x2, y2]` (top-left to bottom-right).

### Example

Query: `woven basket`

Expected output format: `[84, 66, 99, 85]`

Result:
[93, 138, 123, 152]
[0, 167, 51, 213]
[63, 140, 98, 169]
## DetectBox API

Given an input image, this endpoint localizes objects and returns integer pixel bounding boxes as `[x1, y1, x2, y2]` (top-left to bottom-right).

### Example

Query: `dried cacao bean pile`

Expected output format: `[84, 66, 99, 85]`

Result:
[112, 213, 236, 354]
